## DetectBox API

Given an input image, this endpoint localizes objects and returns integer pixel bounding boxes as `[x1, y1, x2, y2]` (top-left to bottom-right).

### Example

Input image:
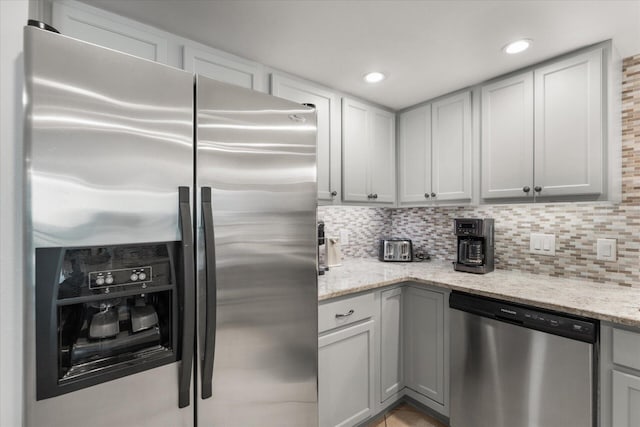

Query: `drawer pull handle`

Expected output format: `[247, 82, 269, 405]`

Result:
[335, 309, 354, 318]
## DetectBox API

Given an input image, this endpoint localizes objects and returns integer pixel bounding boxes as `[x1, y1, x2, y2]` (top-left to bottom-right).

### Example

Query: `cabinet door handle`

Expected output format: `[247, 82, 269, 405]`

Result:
[534, 186, 542, 193]
[367, 193, 372, 199]
[372, 193, 378, 199]
[330, 190, 337, 197]
[335, 309, 354, 318]
[523, 186, 531, 193]
[424, 193, 430, 199]
[431, 192, 436, 198]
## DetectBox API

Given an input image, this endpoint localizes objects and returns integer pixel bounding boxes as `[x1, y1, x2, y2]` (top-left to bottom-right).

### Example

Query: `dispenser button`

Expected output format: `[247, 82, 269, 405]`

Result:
[105, 275, 114, 285]
[130, 273, 139, 281]
[138, 272, 147, 281]
[95, 277, 105, 286]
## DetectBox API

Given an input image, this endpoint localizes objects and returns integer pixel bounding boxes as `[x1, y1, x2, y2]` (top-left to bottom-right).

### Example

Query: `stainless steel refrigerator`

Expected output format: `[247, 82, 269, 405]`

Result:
[24, 24, 318, 427]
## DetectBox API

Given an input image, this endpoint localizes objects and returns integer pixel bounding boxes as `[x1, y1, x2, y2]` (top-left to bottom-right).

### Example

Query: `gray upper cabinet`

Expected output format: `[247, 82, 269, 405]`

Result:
[481, 72, 534, 199]
[271, 74, 341, 203]
[399, 92, 472, 205]
[481, 47, 604, 201]
[431, 91, 472, 202]
[184, 45, 265, 91]
[342, 98, 396, 204]
[52, 2, 169, 63]
[52, 1, 266, 91]
[534, 48, 603, 198]
[398, 105, 432, 204]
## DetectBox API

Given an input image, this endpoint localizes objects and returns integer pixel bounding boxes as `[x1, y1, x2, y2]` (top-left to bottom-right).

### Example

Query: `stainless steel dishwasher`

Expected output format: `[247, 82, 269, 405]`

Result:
[450, 292, 598, 427]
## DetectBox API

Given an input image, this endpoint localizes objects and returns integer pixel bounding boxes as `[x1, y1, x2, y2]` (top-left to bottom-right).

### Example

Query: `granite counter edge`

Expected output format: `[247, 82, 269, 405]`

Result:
[319, 276, 640, 328]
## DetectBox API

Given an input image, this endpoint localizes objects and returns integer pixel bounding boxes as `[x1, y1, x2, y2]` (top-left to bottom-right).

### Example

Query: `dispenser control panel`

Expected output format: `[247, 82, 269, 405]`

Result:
[89, 266, 152, 290]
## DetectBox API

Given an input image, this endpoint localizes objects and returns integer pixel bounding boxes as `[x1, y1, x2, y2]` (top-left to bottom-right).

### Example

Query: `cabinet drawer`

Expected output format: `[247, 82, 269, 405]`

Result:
[319, 293, 374, 333]
[613, 328, 640, 371]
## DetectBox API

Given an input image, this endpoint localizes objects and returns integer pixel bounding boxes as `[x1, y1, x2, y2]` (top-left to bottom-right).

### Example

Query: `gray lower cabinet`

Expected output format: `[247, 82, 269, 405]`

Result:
[319, 284, 449, 426]
[403, 286, 446, 406]
[380, 288, 403, 402]
[612, 370, 640, 427]
[600, 324, 640, 427]
[319, 320, 375, 427]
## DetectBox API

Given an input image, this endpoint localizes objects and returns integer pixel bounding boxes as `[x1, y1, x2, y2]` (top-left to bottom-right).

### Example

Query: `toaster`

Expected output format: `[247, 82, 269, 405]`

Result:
[379, 239, 413, 262]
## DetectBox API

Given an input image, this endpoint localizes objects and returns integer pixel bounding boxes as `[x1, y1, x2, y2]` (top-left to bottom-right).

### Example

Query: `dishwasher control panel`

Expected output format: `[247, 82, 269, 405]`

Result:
[450, 291, 598, 343]
[520, 309, 594, 341]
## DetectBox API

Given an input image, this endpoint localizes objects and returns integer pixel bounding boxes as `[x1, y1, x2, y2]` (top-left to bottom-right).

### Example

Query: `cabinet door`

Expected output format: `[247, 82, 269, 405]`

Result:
[342, 98, 370, 203]
[52, 2, 168, 63]
[380, 288, 403, 402]
[403, 287, 445, 404]
[271, 74, 340, 202]
[534, 48, 603, 197]
[612, 370, 640, 427]
[399, 105, 431, 204]
[481, 72, 534, 199]
[431, 91, 472, 201]
[369, 108, 396, 203]
[184, 45, 265, 91]
[319, 320, 375, 427]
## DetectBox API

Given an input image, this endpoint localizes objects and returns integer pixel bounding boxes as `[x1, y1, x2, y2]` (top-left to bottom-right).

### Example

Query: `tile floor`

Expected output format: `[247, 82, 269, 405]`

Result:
[365, 403, 448, 427]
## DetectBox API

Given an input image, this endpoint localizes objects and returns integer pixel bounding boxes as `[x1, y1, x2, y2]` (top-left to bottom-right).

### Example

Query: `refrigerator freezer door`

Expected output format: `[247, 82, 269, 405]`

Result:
[24, 27, 194, 427]
[196, 76, 319, 426]
[25, 27, 193, 248]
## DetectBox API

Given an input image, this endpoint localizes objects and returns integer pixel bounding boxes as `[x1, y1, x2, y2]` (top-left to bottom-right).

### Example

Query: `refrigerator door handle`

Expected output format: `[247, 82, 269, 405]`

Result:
[201, 186, 217, 399]
[178, 186, 195, 408]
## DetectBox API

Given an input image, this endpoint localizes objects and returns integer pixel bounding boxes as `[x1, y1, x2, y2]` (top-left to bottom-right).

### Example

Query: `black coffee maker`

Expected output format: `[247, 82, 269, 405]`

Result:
[453, 218, 494, 274]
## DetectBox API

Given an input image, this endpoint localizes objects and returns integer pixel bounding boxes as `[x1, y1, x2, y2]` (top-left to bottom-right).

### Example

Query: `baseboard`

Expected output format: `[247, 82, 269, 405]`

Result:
[355, 387, 450, 427]
[402, 394, 450, 426]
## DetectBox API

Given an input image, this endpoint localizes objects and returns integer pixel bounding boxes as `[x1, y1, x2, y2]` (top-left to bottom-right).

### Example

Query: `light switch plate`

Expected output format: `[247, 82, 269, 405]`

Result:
[597, 238, 617, 261]
[530, 233, 556, 256]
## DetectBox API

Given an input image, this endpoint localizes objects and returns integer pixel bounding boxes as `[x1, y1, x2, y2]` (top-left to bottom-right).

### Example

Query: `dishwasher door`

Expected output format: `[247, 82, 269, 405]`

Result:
[450, 308, 595, 427]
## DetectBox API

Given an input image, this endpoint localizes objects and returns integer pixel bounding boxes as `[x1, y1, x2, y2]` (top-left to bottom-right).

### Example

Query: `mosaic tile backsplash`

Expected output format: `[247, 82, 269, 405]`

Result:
[319, 204, 639, 286]
[318, 207, 391, 258]
[622, 54, 640, 204]
[319, 54, 640, 287]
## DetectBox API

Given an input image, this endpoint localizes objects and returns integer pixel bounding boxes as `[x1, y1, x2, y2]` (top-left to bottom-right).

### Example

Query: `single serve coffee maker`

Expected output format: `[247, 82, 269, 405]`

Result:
[453, 218, 494, 274]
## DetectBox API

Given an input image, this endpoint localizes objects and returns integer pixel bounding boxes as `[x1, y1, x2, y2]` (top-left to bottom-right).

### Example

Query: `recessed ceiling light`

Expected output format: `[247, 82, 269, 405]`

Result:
[503, 39, 532, 54]
[364, 72, 386, 83]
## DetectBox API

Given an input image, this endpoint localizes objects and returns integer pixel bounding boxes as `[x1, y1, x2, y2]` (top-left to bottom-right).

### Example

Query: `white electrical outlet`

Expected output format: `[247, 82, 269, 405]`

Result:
[597, 238, 617, 261]
[530, 233, 556, 256]
[339, 229, 350, 246]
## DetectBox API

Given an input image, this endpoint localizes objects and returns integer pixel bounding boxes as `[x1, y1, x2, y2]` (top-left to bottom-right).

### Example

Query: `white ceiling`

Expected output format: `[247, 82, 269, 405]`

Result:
[81, 0, 640, 110]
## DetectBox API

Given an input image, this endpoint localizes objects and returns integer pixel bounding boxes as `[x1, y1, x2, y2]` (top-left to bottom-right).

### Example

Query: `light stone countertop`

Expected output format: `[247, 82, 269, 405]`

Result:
[318, 258, 640, 328]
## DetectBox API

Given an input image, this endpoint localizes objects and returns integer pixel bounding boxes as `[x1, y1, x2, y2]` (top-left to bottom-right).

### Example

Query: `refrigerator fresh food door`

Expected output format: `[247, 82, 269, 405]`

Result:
[24, 27, 194, 427]
[195, 76, 319, 426]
